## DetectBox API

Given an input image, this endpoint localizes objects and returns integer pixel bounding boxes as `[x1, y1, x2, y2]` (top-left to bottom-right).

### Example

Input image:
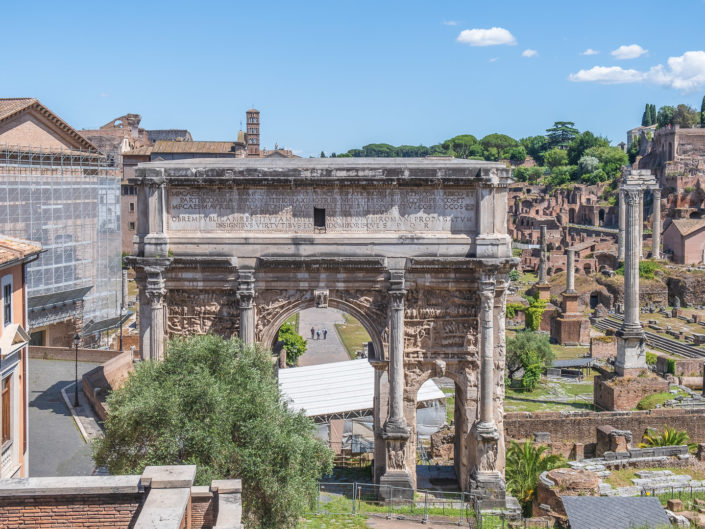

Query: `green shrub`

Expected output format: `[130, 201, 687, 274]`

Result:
[636, 392, 674, 410]
[667, 358, 676, 375]
[506, 302, 526, 319]
[525, 297, 547, 331]
[645, 352, 657, 366]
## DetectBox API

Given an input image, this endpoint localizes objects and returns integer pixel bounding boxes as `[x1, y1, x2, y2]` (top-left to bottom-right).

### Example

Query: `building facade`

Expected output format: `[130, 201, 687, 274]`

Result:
[0, 236, 42, 478]
[0, 98, 122, 346]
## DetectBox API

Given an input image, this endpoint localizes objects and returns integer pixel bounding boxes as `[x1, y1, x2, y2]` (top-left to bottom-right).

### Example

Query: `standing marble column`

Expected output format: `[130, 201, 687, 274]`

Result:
[652, 188, 662, 259]
[638, 193, 644, 258]
[472, 273, 505, 509]
[237, 269, 255, 345]
[385, 287, 407, 432]
[478, 275, 497, 428]
[145, 267, 166, 361]
[618, 190, 625, 262]
[538, 225, 547, 283]
[566, 248, 575, 293]
[616, 187, 647, 375]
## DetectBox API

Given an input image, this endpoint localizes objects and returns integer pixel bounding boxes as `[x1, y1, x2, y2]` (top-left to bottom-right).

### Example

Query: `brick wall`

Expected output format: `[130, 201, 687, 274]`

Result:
[590, 335, 616, 359]
[29, 346, 126, 363]
[0, 493, 142, 528]
[190, 494, 216, 529]
[504, 408, 705, 452]
[593, 374, 669, 411]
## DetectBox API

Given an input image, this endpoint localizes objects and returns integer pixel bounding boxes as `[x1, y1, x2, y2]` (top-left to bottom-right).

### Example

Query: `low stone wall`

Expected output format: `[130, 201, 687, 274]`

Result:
[0, 466, 240, 529]
[82, 351, 135, 421]
[504, 408, 705, 455]
[655, 355, 705, 377]
[593, 374, 669, 411]
[590, 335, 617, 359]
[29, 346, 126, 364]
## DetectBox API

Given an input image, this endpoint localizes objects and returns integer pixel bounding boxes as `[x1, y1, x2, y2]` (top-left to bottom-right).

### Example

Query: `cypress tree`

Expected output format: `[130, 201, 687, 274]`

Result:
[700, 96, 705, 127]
[642, 103, 651, 126]
[650, 104, 657, 125]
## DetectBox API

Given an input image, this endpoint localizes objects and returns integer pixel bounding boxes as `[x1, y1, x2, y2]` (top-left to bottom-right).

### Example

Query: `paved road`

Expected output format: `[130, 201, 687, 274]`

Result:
[298, 308, 349, 366]
[28, 358, 99, 477]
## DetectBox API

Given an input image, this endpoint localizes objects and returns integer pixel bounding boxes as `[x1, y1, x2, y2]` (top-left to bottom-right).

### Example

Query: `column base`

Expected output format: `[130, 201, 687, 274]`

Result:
[615, 328, 646, 376]
[536, 283, 551, 301]
[379, 471, 414, 500]
[382, 420, 410, 440]
[471, 471, 507, 510]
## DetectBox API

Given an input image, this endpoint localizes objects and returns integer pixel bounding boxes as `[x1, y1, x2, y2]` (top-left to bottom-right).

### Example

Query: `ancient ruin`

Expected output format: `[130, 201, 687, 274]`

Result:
[127, 158, 517, 506]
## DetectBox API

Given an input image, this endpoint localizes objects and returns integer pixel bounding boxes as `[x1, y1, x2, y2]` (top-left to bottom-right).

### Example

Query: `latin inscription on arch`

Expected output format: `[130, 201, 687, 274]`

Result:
[168, 188, 477, 234]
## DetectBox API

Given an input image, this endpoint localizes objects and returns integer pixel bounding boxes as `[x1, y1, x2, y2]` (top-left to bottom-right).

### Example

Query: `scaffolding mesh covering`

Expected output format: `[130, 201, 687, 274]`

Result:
[0, 145, 122, 328]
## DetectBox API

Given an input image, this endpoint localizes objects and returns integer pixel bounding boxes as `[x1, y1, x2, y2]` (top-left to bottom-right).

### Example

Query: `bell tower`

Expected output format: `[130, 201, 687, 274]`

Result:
[245, 109, 260, 157]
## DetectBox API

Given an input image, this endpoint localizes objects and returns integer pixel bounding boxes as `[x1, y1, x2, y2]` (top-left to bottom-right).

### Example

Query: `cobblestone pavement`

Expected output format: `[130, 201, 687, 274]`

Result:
[297, 308, 349, 366]
[29, 358, 99, 477]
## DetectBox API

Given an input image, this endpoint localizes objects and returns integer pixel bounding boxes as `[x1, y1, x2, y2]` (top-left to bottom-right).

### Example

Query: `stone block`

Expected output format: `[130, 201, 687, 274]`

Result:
[534, 432, 551, 443]
[667, 498, 685, 512]
[141, 465, 197, 489]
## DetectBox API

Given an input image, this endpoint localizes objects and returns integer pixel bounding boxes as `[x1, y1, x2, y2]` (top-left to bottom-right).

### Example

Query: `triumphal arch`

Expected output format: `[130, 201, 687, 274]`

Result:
[129, 157, 516, 506]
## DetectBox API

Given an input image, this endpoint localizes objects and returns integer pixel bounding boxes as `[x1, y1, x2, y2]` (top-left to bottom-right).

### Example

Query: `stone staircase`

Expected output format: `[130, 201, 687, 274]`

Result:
[592, 317, 705, 359]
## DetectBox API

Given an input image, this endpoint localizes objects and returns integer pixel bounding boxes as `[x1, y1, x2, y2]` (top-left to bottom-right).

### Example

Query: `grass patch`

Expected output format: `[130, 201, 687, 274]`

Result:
[504, 378, 594, 413]
[335, 314, 372, 359]
[442, 387, 455, 424]
[605, 467, 705, 489]
[635, 389, 688, 410]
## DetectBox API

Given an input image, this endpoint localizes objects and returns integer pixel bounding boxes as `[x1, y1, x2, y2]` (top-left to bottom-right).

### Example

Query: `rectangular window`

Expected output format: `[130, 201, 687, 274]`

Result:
[1, 276, 11, 327]
[129, 202, 135, 212]
[2, 377, 10, 445]
[129, 222, 136, 231]
[314, 208, 326, 231]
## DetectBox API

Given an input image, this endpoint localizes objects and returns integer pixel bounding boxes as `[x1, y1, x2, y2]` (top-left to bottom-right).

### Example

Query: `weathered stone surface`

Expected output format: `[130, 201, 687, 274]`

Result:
[129, 158, 518, 504]
[668, 498, 685, 512]
[534, 468, 599, 517]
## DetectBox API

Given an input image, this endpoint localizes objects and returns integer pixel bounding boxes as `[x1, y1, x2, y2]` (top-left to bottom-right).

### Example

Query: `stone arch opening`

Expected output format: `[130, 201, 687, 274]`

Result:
[599, 209, 605, 224]
[259, 295, 385, 361]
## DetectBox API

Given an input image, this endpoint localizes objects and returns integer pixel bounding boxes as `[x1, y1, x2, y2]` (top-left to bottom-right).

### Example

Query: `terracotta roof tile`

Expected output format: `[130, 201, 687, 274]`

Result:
[671, 219, 705, 237]
[0, 236, 42, 267]
[0, 98, 37, 121]
[152, 140, 243, 154]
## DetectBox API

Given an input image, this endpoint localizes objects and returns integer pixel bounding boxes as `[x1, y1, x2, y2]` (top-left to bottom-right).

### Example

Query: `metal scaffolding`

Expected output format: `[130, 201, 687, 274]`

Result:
[0, 144, 122, 331]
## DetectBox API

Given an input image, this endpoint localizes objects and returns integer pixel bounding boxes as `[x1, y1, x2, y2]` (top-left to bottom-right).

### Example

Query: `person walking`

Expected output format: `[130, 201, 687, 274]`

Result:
[316, 329, 321, 340]
[323, 329, 328, 340]
[310, 327, 315, 339]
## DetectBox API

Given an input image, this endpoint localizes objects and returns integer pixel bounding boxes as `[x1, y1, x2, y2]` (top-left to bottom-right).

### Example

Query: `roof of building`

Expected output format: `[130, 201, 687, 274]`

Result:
[147, 130, 193, 143]
[28, 286, 93, 311]
[668, 218, 705, 237]
[561, 496, 670, 529]
[82, 311, 133, 336]
[278, 358, 445, 418]
[0, 98, 97, 151]
[123, 145, 154, 157]
[0, 237, 42, 267]
[552, 358, 593, 369]
[151, 140, 244, 154]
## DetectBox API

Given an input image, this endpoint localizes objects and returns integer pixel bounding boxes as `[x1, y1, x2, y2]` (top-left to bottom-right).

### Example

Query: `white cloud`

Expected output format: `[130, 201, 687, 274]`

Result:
[569, 50, 705, 92]
[611, 44, 647, 60]
[581, 48, 599, 56]
[648, 51, 705, 91]
[457, 27, 516, 47]
[569, 66, 645, 84]
[442, 20, 458, 26]
[100, 92, 110, 98]
[522, 49, 538, 58]
[489, 57, 499, 63]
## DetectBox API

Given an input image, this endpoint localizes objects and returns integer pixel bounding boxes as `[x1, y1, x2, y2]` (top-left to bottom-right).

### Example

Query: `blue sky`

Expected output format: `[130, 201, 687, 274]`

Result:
[3, 0, 705, 157]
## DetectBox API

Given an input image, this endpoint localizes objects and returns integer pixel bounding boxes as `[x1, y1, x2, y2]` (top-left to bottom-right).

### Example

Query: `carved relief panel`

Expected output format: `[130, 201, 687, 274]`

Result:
[167, 289, 239, 338]
[404, 288, 479, 357]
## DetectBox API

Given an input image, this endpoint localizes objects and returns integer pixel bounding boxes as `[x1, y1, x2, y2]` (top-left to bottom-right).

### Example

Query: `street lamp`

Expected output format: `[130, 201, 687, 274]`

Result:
[73, 333, 80, 408]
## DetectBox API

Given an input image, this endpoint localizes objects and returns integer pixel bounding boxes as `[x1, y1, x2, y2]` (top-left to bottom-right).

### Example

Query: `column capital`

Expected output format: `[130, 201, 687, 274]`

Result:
[479, 274, 496, 307]
[623, 188, 642, 206]
[389, 289, 406, 310]
[237, 291, 254, 309]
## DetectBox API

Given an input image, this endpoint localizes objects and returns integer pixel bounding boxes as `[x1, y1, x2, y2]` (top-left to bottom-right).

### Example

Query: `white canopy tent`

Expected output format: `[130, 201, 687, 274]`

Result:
[278, 358, 446, 422]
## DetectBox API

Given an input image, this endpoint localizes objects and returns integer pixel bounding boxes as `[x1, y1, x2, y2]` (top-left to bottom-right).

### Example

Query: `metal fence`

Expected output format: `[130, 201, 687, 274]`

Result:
[641, 485, 705, 505]
[311, 481, 527, 528]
